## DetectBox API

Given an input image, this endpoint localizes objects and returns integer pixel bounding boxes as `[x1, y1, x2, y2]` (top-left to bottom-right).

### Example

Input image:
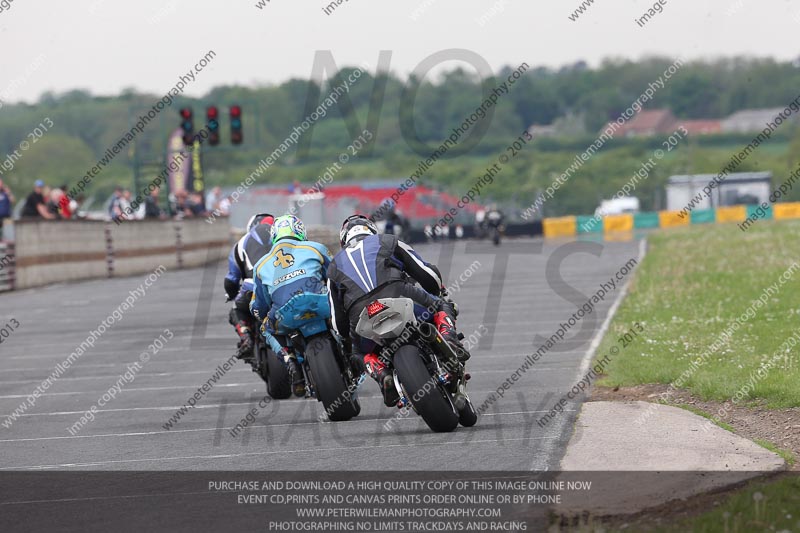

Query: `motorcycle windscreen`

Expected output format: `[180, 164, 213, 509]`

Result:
[354, 297, 417, 344]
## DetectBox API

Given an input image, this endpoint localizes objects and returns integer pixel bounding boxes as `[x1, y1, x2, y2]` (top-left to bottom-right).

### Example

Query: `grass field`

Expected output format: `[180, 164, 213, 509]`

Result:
[595, 219, 800, 407]
[609, 475, 800, 533]
[594, 220, 800, 532]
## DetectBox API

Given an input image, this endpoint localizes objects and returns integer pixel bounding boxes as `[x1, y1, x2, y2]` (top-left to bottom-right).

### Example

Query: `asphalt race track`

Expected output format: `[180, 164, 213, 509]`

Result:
[0, 237, 641, 472]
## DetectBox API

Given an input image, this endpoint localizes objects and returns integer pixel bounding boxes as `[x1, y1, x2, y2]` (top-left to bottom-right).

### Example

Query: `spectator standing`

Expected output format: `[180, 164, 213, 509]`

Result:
[0, 178, 14, 230]
[119, 189, 132, 216]
[205, 186, 222, 213]
[218, 195, 231, 216]
[20, 180, 55, 219]
[108, 187, 124, 222]
[45, 188, 65, 219]
[144, 187, 167, 219]
[71, 194, 86, 219]
[188, 192, 207, 216]
[173, 190, 193, 218]
[57, 184, 73, 219]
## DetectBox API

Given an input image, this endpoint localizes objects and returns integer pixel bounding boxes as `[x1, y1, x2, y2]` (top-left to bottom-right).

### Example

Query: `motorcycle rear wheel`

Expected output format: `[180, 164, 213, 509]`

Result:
[306, 334, 361, 421]
[458, 397, 478, 427]
[394, 345, 458, 433]
[256, 338, 292, 400]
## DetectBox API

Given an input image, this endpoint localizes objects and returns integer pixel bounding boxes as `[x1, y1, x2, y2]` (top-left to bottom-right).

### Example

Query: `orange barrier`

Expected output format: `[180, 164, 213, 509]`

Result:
[543, 216, 577, 238]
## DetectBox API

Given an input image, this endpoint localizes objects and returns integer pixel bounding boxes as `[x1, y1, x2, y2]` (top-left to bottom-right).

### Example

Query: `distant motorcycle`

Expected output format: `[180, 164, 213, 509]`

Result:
[355, 297, 477, 433]
[276, 293, 362, 421]
[486, 210, 504, 246]
[489, 223, 503, 246]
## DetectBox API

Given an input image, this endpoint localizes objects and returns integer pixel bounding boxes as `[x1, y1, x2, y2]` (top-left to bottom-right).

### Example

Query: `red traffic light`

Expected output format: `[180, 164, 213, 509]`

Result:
[230, 104, 243, 144]
[180, 107, 193, 119]
[207, 106, 218, 119]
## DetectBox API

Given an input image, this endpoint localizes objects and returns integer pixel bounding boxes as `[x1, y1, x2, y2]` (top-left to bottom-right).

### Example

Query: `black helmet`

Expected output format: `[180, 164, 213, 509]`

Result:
[246, 213, 274, 232]
[340, 214, 378, 248]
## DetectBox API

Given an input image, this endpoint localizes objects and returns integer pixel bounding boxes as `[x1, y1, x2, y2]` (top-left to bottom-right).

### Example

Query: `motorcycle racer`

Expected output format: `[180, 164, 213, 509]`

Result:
[326, 214, 469, 407]
[224, 213, 274, 360]
[250, 214, 333, 396]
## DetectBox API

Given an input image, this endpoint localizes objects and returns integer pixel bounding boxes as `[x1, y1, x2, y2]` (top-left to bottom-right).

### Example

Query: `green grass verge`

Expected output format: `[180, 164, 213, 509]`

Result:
[754, 439, 796, 467]
[610, 475, 800, 532]
[595, 219, 800, 408]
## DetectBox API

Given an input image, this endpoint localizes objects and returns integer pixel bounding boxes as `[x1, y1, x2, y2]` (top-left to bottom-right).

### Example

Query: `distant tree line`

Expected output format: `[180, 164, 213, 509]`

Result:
[2, 56, 800, 217]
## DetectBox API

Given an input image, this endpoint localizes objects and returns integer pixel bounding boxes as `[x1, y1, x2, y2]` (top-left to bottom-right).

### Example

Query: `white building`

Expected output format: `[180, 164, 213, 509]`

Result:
[666, 172, 772, 210]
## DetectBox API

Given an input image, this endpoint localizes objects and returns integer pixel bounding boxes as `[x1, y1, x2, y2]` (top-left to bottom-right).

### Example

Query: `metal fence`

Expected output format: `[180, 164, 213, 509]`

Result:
[0, 241, 15, 292]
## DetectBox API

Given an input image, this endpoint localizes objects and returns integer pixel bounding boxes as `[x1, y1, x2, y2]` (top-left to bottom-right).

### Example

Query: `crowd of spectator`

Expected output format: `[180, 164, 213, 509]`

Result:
[18, 180, 83, 220]
[0, 177, 232, 227]
[108, 185, 221, 223]
[0, 179, 87, 225]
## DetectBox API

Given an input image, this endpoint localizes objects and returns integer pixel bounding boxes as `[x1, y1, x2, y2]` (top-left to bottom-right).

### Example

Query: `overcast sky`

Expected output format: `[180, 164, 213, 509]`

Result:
[0, 0, 797, 103]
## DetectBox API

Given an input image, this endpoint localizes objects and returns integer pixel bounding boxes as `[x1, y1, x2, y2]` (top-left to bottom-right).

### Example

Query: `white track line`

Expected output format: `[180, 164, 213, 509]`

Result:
[0, 387, 565, 403]
[0, 409, 574, 444]
[529, 238, 647, 471]
[2, 348, 190, 360]
[0, 369, 250, 385]
[1, 436, 561, 470]
[0, 359, 203, 371]
[575, 238, 647, 380]
[0, 382, 255, 399]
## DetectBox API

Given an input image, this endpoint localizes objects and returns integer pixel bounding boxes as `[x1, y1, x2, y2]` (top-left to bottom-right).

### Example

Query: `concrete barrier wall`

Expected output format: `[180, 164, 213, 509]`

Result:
[179, 218, 231, 268]
[13, 219, 231, 290]
[112, 220, 181, 278]
[15, 221, 109, 288]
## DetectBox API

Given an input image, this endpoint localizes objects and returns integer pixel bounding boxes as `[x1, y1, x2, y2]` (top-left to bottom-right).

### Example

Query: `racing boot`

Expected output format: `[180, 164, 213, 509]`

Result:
[364, 353, 400, 407]
[280, 348, 306, 397]
[234, 321, 254, 360]
[433, 311, 470, 362]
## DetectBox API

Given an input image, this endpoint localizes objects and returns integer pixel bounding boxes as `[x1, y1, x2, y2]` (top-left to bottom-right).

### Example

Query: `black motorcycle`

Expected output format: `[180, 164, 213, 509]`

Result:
[251, 332, 293, 399]
[355, 297, 477, 433]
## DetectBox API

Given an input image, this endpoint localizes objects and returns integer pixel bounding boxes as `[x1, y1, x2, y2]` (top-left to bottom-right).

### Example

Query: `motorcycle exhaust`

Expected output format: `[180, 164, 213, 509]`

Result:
[417, 322, 462, 373]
